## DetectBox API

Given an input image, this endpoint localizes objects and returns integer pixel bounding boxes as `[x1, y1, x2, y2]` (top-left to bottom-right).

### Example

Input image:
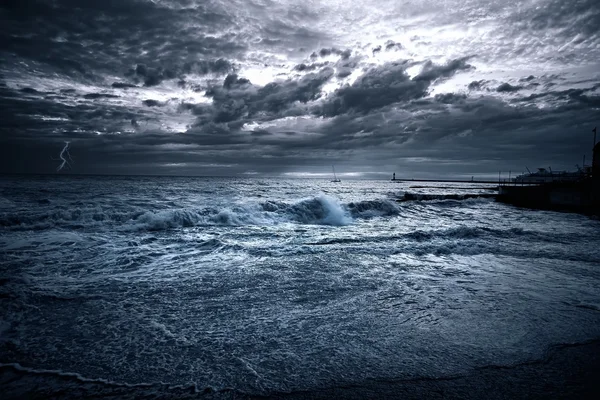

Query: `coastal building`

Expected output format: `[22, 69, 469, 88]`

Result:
[497, 139, 600, 213]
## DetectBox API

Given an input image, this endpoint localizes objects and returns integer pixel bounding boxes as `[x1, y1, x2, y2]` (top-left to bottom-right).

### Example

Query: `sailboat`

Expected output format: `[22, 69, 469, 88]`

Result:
[331, 165, 341, 182]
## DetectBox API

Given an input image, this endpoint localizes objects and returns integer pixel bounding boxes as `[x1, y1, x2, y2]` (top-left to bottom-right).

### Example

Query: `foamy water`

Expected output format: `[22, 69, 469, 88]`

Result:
[1, 175, 600, 397]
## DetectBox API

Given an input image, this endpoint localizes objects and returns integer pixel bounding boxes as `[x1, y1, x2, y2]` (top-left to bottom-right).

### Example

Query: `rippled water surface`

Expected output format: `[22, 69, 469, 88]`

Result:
[1, 175, 600, 395]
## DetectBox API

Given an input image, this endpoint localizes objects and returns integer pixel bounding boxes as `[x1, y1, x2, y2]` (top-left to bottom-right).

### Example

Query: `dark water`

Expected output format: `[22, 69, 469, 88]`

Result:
[1, 175, 600, 397]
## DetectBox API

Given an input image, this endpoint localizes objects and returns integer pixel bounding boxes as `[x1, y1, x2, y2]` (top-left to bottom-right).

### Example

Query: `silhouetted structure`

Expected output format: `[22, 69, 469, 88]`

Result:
[593, 141, 600, 206]
[498, 134, 600, 213]
[594, 142, 600, 179]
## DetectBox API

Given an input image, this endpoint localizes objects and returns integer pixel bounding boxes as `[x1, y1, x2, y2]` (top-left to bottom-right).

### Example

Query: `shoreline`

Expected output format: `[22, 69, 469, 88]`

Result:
[2, 339, 600, 400]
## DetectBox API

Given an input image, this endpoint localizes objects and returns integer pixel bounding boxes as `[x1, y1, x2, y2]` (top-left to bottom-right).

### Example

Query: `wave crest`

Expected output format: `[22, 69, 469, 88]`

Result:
[263, 195, 352, 226]
[347, 199, 401, 218]
[0, 195, 410, 232]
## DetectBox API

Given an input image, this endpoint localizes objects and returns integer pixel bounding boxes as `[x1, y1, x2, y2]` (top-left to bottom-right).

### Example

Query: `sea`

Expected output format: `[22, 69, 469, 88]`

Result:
[1, 175, 600, 399]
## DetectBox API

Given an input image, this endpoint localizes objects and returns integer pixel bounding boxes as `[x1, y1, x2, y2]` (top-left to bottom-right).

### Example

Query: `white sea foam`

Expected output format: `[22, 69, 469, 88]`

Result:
[1, 194, 367, 231]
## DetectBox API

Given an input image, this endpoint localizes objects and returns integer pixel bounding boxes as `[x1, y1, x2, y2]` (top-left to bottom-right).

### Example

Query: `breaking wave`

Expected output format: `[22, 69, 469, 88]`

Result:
[346, 199, 402, 217]
[0, 195, 402, 231]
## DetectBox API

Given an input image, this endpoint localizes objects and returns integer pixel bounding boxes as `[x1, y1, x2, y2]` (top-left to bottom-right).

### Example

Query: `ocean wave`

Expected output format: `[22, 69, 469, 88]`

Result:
[0, 196, 16, 210]
[130, 196, 404, 229]
[0, 207, 143, 231]
[0, 194, 511, 233]
[2, 195, 402, 231]
[306, 226, 533, 246]
[404, 226, 528, 241]
[346, 199, 402, 218]
[301, 227, 598, 263]
[261, 195, 352, 226]
[0, 231, 86, 250]
[399, 192, 496, 202]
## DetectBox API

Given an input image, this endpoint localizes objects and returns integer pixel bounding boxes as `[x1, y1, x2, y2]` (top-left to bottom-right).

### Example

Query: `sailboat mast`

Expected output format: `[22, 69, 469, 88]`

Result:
[332, 165, 337, 180]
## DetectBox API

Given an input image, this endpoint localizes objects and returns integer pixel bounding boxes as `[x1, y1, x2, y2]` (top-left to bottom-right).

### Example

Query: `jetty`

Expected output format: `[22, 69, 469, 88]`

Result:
[497, 140, 600, 213]
[390, 128, 600, 214]
[391, 177, 502, 184]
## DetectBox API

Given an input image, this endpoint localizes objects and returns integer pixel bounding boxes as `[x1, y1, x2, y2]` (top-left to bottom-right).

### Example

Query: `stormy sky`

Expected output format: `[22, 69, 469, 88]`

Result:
[1, 0, 599, 178]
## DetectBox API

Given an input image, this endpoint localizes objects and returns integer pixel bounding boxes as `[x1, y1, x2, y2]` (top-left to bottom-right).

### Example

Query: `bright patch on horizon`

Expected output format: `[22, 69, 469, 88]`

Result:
[282, 171, 364, 178]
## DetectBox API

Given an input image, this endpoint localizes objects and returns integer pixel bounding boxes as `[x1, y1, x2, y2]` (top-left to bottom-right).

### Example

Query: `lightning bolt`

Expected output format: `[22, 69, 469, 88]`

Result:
[55, 141, 73, 172]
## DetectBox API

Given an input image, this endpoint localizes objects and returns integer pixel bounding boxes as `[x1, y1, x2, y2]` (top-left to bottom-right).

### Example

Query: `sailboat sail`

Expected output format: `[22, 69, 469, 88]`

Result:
[331, 165, 341, 182]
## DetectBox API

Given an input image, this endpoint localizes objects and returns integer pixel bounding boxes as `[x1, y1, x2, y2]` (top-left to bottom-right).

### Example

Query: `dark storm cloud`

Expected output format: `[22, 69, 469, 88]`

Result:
[0, 1, 252, 138]
[309, 89, 599, 176]
[111, 82, 138, 89]
[1, 0, 600, 176]
[319, 58, 472, 117]
[384, 40, 402, 51]
[496, 83, 523, 93]
[512, 0, 600, 38]
[293, 62, 330, 72]
[183, 57, 470, 142]
[1, 0, 300, 158]
[142, 99, 163, 107]
[413, 58, 473, 82]
[0, 0, 243, 80]
[520, 75, 536, 83]
[128, 59, 235, 87]
[467, 80, 486, 91]
[6, 81, 597, 176]
[193, 67, 335, 127]
[311, 48, 352, 60]
[0, 82, 168, 143]
[83, 93, 120, 100]
[519, 86, 600, 106]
